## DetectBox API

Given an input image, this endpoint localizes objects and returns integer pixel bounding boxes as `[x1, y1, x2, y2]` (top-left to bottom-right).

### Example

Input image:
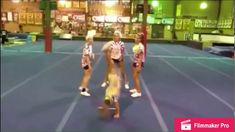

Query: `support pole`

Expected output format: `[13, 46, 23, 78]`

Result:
[44, 0, 52, 53]
[142, 0, 148, 56]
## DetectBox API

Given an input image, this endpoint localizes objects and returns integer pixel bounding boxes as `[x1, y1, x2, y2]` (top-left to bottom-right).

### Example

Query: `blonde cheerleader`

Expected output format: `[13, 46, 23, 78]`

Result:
[98, 42, 121, 119]
[101, 31, 129, 89]
[79, 35, 95, 96]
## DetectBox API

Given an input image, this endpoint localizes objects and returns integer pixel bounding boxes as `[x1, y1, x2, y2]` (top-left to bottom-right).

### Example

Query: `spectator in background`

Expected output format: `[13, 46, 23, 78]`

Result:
[19, 24, 23, 33]
[1, 28, 8, 45]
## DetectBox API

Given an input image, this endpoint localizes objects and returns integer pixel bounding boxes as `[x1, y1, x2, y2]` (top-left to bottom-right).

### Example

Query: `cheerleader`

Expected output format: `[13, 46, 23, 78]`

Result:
[79, 35, 95, 96]
[129, 33, 145, 98]
[98, 42, 121, 119]
[101, 31, 129, 89]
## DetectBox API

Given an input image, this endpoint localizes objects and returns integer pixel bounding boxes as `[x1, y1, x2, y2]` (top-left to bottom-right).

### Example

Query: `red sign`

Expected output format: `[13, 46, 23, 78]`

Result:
[175, 118, 234, 132]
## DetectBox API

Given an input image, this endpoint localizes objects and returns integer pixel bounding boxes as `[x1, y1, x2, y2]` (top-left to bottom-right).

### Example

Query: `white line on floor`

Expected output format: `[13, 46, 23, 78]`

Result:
[55, 54, 103, 132]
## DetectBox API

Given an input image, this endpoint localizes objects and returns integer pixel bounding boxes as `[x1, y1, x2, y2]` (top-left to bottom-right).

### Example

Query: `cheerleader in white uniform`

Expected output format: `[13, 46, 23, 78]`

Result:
[79, 35, 95, 96]
[101, 31, 129, 89]
[98, 42, 121, 119]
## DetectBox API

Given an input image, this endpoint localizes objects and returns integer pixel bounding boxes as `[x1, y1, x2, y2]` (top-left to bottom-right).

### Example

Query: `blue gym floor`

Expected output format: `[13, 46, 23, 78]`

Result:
[1, 40, 234, 132]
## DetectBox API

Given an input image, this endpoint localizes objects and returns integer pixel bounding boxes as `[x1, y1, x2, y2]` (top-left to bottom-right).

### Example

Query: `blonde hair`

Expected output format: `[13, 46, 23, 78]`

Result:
[113, 30, 122, 38]
[85, 34, 93, 41]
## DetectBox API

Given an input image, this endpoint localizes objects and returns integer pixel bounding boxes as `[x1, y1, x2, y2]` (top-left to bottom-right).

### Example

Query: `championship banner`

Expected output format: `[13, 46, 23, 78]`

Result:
[27, 13, 34, 24]
[182, 19, 191, 30]
[72, 1, 80, 8]
[19, 13, 27, 24]
[7, 12, 13, 22]
[1, 12, 7, 22]
[13, 12, 19, 22]
[58, 1, 72, 8]
[175, 19, 183, 30]
[34, 13, 42, 25]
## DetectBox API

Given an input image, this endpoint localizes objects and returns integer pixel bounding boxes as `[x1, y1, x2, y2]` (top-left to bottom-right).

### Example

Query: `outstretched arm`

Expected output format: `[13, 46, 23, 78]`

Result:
[101, 41, 113, 52]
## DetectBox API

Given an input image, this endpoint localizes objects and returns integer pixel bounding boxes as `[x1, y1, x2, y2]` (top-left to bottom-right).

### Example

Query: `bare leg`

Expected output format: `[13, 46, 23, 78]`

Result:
[118, 61, 128, 85]
[102, 67, 109, 83]
[80, 68, 92, 90]
[102, 58, 111, 86]
[113, 101, 120, 119]
[80, 72, 85, 88]
[132, 66, 137, 89]
[134, 70, 141, 93]
[132, 66, 142, 93]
